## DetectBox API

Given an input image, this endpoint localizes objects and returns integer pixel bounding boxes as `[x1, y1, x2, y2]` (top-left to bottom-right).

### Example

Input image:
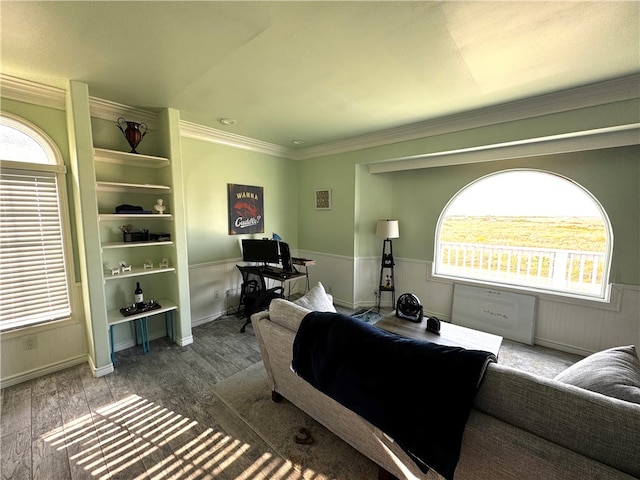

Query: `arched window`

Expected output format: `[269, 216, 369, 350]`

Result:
[434, 169, 612, 300]
[0, 113, 73, 330]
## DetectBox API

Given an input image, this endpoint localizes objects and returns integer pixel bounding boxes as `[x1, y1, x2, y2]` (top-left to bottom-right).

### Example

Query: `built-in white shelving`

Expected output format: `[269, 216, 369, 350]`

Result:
[96, 181, 172, 194]
[101, 241, 173, 250]
[94, 147, 170, 168]
[104, 266, 176, 281]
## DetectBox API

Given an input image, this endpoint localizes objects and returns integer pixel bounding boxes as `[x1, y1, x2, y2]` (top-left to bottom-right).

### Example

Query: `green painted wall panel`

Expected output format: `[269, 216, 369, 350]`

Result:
[181, 138, 299, 265]
[297, 99, 640, 286]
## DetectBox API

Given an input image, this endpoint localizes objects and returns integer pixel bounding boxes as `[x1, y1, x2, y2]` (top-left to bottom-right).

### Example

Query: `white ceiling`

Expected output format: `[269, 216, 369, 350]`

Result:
[1, 1, 639, 149]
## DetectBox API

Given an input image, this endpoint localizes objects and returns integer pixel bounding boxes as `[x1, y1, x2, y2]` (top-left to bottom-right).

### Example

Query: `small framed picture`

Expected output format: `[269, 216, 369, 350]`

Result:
[315, 189, 332, 210]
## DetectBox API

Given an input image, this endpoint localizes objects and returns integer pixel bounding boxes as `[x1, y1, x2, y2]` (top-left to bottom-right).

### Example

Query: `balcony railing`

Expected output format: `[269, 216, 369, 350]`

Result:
[436, 242, 606, 296]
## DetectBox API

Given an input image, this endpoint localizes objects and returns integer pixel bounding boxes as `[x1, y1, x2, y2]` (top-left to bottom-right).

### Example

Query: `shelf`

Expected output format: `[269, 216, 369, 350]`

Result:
[107, 298, 177, 326]
[96, 181, 172, 194]
[94, 148, 170, 168]
[99, 213, 173, 221]
[104, 266, 175, 281]
[102, 241, 174, 250]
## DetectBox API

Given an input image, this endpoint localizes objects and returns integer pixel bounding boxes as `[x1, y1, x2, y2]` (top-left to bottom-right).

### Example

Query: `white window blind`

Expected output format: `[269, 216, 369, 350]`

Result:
[0, 168, 71, 330]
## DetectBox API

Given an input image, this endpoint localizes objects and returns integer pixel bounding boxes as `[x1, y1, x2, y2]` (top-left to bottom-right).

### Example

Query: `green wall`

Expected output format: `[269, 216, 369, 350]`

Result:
[3, 94, 639, 288]
[180, 138, 299, 265]
[296, 98, 640, 287]
[382, 147, 639, 285]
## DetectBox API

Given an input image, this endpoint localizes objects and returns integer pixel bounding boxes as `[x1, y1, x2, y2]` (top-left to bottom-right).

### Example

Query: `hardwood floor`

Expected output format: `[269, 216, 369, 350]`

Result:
[0, 316, 280, 480]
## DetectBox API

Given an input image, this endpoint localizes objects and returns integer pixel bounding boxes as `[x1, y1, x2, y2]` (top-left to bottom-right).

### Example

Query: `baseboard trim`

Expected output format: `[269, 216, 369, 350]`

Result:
[534, 338, 594, 357]
[0, 354, 89, 388]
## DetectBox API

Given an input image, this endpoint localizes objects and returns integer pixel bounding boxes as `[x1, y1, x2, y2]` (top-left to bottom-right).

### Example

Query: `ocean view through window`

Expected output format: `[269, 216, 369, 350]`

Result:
[434, 169, 612, 300]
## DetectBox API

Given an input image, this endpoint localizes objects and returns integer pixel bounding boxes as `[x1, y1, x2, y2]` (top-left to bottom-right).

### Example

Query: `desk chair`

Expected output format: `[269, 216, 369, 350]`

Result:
[236, 265, 284, 333]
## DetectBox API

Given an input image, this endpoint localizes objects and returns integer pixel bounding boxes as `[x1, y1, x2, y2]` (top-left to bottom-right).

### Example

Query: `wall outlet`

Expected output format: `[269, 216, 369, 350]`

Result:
[24, 335, 37, 350]
[214, 290, 220, 299]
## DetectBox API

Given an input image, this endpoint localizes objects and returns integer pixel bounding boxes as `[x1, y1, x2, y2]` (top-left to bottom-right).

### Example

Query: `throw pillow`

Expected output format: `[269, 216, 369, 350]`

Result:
[293, 282, 336, 312]
[554, 345, 640, 404]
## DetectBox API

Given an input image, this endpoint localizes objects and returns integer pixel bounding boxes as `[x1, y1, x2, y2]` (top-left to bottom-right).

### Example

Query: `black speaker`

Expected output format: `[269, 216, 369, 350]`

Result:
[426, 316, 441, 335]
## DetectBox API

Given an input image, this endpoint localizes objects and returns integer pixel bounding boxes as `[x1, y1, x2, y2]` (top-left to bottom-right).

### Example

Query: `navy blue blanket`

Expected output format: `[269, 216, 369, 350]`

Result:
[292, 311, 496, 480]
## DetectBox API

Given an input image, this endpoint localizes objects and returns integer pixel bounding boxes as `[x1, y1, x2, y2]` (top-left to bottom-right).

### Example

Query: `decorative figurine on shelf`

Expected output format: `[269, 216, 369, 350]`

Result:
[385, 274, 392, 288]
[105, 263, 120, 276]
[159, 258, 169, 269]
[143, 259, 153, 270]
[116, 117, 148, 154]
[119, 261, 132, 273]
[154, 199, 166, 215]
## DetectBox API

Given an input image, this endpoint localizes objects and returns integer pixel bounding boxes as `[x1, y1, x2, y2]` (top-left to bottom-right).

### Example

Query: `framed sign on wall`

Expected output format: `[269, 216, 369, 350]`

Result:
[228, 184, 264, 235]
[315, 189, 332, 210]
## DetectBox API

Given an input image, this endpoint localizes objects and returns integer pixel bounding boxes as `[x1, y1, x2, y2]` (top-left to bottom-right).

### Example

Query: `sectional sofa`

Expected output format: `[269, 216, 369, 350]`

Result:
[251, 284, 640, 479]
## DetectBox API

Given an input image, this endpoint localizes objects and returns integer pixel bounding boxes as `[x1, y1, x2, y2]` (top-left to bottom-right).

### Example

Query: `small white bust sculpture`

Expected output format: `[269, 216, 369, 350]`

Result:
[154, 198, 166, 214]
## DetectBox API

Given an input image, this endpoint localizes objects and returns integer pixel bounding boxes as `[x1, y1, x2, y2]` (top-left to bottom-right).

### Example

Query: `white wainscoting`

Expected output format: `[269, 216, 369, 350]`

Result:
[292, 255, 639, 357]
[298, 250, 355, 308]
[0, 283, 89, 388]
[187, 254, 639, 356]
[189, 258, 246, 326]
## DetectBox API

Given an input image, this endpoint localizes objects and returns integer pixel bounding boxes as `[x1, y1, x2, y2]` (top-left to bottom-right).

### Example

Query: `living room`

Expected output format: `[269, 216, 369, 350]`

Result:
[0, 2, 639, 477]
[1, 0, 639, 391]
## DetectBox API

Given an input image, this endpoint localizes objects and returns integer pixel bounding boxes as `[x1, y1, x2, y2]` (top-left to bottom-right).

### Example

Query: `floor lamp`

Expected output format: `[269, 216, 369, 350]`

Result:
[376, 219, 399, 312]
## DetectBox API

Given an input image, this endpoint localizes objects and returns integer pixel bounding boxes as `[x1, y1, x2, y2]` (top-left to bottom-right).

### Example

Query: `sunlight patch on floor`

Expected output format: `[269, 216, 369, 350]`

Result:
[41, 394, 306, 479]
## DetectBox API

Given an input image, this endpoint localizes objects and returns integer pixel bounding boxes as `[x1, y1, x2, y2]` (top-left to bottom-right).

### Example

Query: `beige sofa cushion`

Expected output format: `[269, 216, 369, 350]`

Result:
[268, 298, 311, 331]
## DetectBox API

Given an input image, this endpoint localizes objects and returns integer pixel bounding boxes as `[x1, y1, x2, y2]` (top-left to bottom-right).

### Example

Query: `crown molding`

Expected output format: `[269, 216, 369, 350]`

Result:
[179, 120, 294, 158]
[293, 74, 640, 160]
[3, 73, 638, 161]
[368, 123, 640, 173]
[0, 74, 66, 110]
[88, 97, 158, 129]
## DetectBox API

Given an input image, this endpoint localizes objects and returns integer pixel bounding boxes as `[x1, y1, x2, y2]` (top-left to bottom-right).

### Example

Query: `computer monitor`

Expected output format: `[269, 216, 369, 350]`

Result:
[241, 239, 280, 265]
[279, 241, 297, 273]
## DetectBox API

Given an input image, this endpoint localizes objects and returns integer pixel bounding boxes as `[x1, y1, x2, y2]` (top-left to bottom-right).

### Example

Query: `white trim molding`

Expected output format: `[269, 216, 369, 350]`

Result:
[180, 120, 293, 158]
[295, 74, 640, 160]
[0, 74, 66, 110]
[368, 124, 640, 173]
[89, 97, 158, 129]
[4, 73, 637, 162]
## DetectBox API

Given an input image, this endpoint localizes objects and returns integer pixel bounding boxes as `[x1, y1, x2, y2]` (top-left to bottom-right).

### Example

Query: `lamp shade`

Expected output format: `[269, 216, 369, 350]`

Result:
[376, 220, 399, 239]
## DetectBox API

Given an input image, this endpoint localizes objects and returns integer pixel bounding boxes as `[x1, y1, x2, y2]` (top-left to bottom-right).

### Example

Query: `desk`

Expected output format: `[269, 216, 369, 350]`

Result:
[376, 312, 503, 357]
[260, 257, 315, 293]
[260, 267, 308, 298]
[293, 257, 315, 291]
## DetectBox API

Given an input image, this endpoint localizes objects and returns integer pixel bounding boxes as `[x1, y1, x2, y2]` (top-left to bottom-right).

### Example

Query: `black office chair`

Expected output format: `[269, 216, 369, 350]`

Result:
[236, 265, 284, 333]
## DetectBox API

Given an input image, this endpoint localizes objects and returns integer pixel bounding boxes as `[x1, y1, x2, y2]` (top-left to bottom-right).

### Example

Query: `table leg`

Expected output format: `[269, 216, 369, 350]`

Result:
[133, 320, 139, 346]
[109, 325, 115, 364]
[165, 311, 174, 343]
[141, 317, 150, 353]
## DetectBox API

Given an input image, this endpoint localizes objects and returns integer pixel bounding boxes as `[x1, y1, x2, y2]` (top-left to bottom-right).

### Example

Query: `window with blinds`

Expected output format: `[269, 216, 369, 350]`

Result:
[0, 117, 72, 331]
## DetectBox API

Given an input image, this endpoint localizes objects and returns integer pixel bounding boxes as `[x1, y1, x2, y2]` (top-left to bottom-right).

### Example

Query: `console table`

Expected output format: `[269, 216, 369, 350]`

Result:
[376, 312, 503, 357]
[107, 300, 177, 364]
